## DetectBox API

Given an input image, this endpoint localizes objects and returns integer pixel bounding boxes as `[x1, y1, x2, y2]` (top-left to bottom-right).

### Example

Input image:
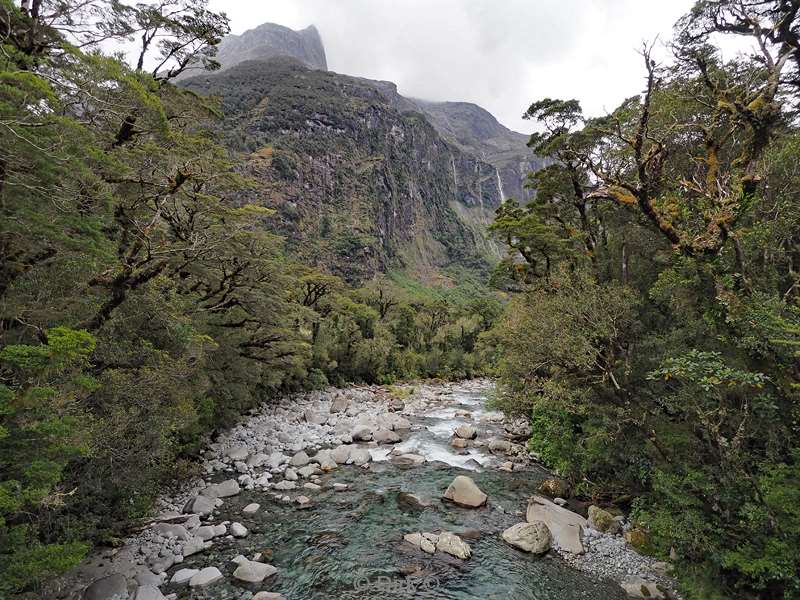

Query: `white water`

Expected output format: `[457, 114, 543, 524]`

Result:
[496, 167, 506, 203]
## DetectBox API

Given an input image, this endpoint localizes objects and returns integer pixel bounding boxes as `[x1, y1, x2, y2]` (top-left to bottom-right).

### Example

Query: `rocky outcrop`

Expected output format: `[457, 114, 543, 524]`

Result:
[501, 521, 552, 554]
[181, 58, 505, 283]
[526, 495, 587, 554]
[442, 475, 488, 508]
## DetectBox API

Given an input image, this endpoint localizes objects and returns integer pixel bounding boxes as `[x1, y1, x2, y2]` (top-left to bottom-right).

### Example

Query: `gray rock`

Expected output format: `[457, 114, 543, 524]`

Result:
[246, 452, 269, 468]
[273, 480, 297, 491]
[403, 532, 435, 554]
[298, 464, 319, 477]
[397, 492, 430, 512]
[304, 410, 328, 425]
[330, 395, 349, 413]
[151, 523, 190, 541]
[333, 482, 349, 491]
[181, 536, 207, 557]
[454, 424, 477, 439]
[526, 495, 587, 554]
[501, 521, 552, 554]
[253, 592, 287, 600]
[373, 428, 401, 444]
[283, 467, 298, 481]
[351, 424, 373, 441]
[436, 531, 471, 559]
[290, 451, 310, 467]
[202, 479, 240, 498]
[243, 503, 261, 514]
[188, 567, 223, 588]
[350, 448, 372, 466]
[391, 453, 425, 467]
[266, 452, 287, 469]
[183, 495, 215, 516]
[170, 568, 199, 585]
[225, 446, 249, 461]
[231, 522, 248, 538]
[133, 586, 165, 600]
[331, 444, 351, 464]
[133, 571, 162, 588]
[233, 559, 278, 583]
[442, 475, 488, 508]
[83, 574, 129, 600]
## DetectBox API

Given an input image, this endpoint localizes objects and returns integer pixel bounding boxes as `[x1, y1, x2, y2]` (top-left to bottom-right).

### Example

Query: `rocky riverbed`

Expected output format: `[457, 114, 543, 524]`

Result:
[50, 380, 679, 600]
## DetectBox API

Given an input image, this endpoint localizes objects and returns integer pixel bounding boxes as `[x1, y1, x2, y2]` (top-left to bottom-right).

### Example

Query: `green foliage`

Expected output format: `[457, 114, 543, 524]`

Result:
[489, 2, 800, 597]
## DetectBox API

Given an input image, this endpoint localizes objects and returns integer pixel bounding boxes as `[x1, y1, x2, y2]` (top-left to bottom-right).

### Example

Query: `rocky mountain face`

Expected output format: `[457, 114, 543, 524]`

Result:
[182, 23, 542, 282]
[212, 23, 327, 72]
[183, 58, 502, 283]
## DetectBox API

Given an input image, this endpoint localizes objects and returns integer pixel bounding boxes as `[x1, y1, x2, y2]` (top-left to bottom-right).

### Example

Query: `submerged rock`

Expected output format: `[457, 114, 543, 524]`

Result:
[83, 574, 129, 600]
[436, 531, 471, 559]
[442, 475, 488, 508]
[501, 521, 552, 554]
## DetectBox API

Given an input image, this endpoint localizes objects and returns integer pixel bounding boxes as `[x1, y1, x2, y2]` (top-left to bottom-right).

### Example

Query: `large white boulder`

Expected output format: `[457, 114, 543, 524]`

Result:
[526, 495, 587, 554]
[442, 475, 487, 508]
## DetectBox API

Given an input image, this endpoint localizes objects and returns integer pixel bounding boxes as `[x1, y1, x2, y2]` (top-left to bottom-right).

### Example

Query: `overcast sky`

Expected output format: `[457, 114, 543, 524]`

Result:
[207, 1, 710, 133]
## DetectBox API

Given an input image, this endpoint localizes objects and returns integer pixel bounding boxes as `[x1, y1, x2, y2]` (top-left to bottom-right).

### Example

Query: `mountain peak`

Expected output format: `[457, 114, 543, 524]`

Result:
[214, 22, 327, 72]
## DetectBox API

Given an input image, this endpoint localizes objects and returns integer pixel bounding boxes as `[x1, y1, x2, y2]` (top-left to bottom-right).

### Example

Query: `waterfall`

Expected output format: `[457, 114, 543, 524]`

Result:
[495, 167, 506, 203]
[476, 163, 483, 210]
[451, 155, 458, 191]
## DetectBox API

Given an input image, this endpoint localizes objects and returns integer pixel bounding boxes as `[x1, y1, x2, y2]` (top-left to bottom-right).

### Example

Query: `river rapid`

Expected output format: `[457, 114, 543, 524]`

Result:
[56, 380, 667, 600]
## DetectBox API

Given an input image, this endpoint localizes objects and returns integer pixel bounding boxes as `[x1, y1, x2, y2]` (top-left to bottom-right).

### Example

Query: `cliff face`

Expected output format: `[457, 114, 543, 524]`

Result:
[181, 22, 543, 282]
[213, 23, 327, 72]
[182, 58, 502, 283]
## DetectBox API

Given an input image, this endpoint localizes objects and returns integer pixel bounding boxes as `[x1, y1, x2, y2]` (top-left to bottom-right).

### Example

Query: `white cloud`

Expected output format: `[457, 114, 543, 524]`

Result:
[209, 0, 700, 132]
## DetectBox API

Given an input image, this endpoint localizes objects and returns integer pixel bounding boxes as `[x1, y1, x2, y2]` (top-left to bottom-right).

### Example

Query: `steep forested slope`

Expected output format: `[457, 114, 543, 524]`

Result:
[182, 58, 507, 283]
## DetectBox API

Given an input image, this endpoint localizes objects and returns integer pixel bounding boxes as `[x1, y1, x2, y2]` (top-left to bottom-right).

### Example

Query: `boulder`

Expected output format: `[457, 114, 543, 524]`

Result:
[330, 395, 349, 413]
[454, 424, 477, 439]
[314, 450, 338, 471]
[331, 444, 351, 464]
[403, 532, 435, 554]
[290, 451, 310, 467]
[170, 568, 199, 585]
[350, 448, 372, 466]
[373, 429, 401, 444]
[83, 574, 129, 600]
[436, 531, 471, 559]
[181, 536, 207, 557]
[188, 567, 223, 588]
[351, 424, 373, 442]
[283, 467, 298, 481]
[231, 522, 248, 538]
[243, 503, 261, 514]
[232, 560, 278, 583]
[526, 495, 586, 554]
[621, 577, 666, 599]
[225, 446, 249, 461]
[379, 412, 411, 430]
[203, 479, 240, 498]
[133, 571, 162, 588]
[391, 453, 425, 467]
[303, 482, 321, 492]
[442, 475, 488, 508]
[488, 439, 512, 453]
[298, 464, 319, 478]
[183, 495, 215, 516]
[333, 483, 349, 491]
[588, 505, 620, 534]
[266, 452, 287, 469]
[538, 478, 570, 498]
[273, 480, 297, 491]
[133, 586, 165, 600]
[397, 492, 430, 512]
[450, 438, 468, 449]
[624, 528, 648, 550]
[501, 521, 552, 554]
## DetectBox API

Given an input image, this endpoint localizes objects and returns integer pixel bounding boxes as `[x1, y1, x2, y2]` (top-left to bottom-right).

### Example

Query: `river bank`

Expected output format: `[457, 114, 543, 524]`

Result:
[50, 380, 678, 600]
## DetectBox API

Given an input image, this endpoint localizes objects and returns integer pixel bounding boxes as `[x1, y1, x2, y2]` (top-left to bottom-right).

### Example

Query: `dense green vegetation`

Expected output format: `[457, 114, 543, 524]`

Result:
[0, 2, 498, 596]
[488, 2, 800, 598]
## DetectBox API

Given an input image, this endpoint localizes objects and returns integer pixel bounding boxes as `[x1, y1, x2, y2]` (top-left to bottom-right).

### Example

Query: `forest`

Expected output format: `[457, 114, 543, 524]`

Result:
[1, 0, 799, 599]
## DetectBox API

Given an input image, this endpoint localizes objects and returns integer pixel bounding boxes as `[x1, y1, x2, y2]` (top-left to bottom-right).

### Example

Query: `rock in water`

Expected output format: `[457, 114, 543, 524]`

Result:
[403, 532, 435, 554]
[488, 439, 512, 453]
[83, 574, 129, 600]
[188, 567, 223, 588]
[331, 444, 351, 464]
[442, 475, 487, 508]
[290, 451, 310, 466]
[350, 448, 372, 465]
[133, 586, 165, 600]
[436, 531, 471, 559]
[170, 568, 199, 585]
[391, 453, 425, 467]
[202, 479, 240, 498]
[454, 424, 477, 439]
[501, 521, 552, 554]
[526, 495, 587, 554]
[232, 560, 278, 583]
[373, 428, 401, 444]
[397, 492, 430, 512]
